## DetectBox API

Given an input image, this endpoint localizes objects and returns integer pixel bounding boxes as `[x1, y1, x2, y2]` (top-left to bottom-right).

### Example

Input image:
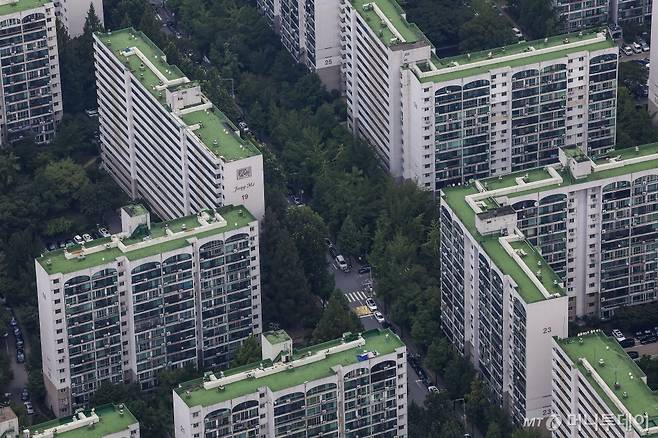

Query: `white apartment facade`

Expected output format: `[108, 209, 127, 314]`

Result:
[552, 331, 658, 438]
[173, 329, 407, 438]
[443, 142, 658, 321]
[440, 182, 569, 425]
[341, 0, 430, 177]
[402, 30, 618, 191]
[94, 28, 264, 221]
[36, 204, 262, 417]
[55, 0, 104, 38]
[648, 0, 658, 115]
[256, 0, 342, 90]
[0, 0, 62, 145]
[554, 0, 610, 32]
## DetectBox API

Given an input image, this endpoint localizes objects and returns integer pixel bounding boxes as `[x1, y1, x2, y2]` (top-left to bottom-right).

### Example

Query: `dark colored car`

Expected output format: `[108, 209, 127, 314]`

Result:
[358, 265, 371, 275]
[619, 337, 636, 348]
[641, 336, 657, 345]
[20, 389, 28, 401]
[627, 351, 640, 359]
[329, 246, 338, 259]
[16, 351, 25, 363]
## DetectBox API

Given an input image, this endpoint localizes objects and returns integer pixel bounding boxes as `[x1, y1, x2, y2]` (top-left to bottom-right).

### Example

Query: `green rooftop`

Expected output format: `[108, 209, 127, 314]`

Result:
[97, 28, 184, 88]
[29, 404, 138, 438]
[176, 329, 404, 407]
[264, 330, 291, 345]
[350, 0, 425, 46]
[418, 30, 614, 82]
[442, 185, 562, 303]
[96, 28, 260, 162]
[0, 0, 48, 16]
[180, 107, 260, 160]
[37, 205, 256, 275]
[558, 332, 658, 431]
[480, 167, 554, 191]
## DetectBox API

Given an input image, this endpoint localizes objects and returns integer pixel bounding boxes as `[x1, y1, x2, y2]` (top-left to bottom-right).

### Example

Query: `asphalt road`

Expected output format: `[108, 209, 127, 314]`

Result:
[329, 256, 430, 407]
[3, 324, 29, 405]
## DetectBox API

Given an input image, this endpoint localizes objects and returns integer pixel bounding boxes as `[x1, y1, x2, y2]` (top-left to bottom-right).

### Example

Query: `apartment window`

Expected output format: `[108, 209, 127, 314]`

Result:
[52, 279, 59, 284]
[55, 309, 61, 314]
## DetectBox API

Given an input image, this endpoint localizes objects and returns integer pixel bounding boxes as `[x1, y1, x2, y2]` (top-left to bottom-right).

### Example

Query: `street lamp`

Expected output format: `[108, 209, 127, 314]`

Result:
[452, 398, 469, 436]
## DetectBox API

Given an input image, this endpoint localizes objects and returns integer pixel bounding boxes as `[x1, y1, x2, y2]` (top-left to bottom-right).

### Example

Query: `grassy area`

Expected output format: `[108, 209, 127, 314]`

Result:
[441, 184, 562, 303]
[180, 107, 260, 161]
[481, 168, 553, 191]
[420, 39, 614, 83]
[558, 332, 658, 429]
[29, 404, 138, 438]
[176, 329, 404, 407]
[37, 206, 256, 275]
[0, 0, 49, 16]
[350, 0, 424, 45]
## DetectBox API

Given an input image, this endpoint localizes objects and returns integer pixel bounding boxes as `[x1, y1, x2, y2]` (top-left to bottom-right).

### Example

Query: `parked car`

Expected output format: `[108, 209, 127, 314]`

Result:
[12, 327, 20, 337]
[324, 238, 333, 248]
[632, 42, 643, 53]
[512, 27, 523, 38]
[622, 45, 634, 56]
[24, 401, 34, 415]
[619, 337, 635, 348]
[641, 336, 657, 344]
[627, 351, 640, 360]
[15, 338, 23, 349]
[329, 246, 338, 259]
[16, 351, 24, 363]
[612, 329, 625, 341]
[365, 298, 378, 312]
[641, 41, 650, 52]
[98, 227, 110, 238]
[358, 265, 371, 275]
[335, 255, 350, 272]
[20, 389, 28, 401]
[73, 235, 84, 245]
[9, 318, 17, 327]
[82, 233, 93, 243]
[428, 385, 441, 394]
[373, 311, 385, 324]
[46, 242, 56, 251]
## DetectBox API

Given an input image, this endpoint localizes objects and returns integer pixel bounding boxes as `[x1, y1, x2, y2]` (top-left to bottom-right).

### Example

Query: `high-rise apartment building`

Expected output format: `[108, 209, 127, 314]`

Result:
[256, 0, 342, 89]
[648, 0, 658, 115]
[611, 0, 652, 25]
[341, 0, 618, 191]
[441, 142, 658, 421]
[55, 0, 104, 38]
[173, 329, 408, 438]
[26, 404, 140, 438]
[93, 28, 264, 221]
[440, 176, 569, 424]
[36, 204, 262, 416]
[552, 331, 658, 438]
[554, 0, 610, 32]
[0, 0, 62, 145]
[443, 142, 658, 321]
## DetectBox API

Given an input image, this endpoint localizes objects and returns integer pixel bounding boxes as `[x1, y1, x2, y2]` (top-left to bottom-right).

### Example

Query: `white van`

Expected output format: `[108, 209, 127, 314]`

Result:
[335, 255, 350, 272]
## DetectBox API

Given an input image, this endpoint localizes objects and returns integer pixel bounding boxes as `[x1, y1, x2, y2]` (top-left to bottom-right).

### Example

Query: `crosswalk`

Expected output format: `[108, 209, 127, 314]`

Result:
[346, 290, 369, 303]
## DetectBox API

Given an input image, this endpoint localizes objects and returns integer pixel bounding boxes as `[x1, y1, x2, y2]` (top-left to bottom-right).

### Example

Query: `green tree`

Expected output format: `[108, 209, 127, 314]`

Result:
[284, 206, 334, 300]
[459, 1, 515, 52]
[337, 214, 364, 259]
[260, 210, 319, 328]
[619, 61, 649, 97]
[509, 0, 560, 38]
[312, 291, 362, 343]
[231, 336, 261, 367]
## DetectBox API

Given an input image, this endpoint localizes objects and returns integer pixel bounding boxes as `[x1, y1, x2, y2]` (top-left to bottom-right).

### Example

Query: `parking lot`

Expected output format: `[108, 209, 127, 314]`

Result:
[610, 327, 658, 359]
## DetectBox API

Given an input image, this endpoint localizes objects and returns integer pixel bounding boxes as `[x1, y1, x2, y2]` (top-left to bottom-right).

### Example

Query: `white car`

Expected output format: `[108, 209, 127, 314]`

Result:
[428, 385, 441, 394]
[24, 401, 34, 415]
[373, 311, 385, 323]
[335, 255, 350, 272]
[612, 329, 625, 342]
[512, 27, 523, 38]
[82, 233, 93, 242]
[622, 45, 633, 56]
[365, 298, 378, 312]
[98, 227, 110, 238]
[632, 42, 642, 53]
[73, 235, 84, 244]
